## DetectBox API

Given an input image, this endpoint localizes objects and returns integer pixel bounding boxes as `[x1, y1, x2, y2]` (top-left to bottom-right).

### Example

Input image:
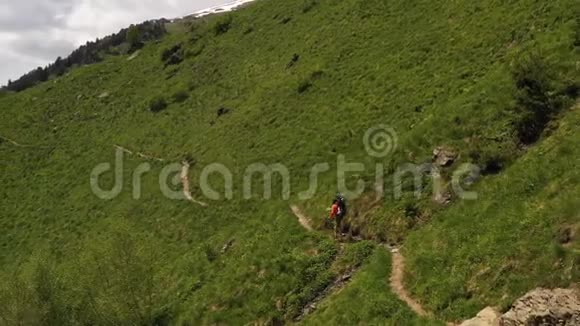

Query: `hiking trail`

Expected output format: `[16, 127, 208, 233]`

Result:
[181, 161, 209, 207]
[113, 145, 208, 207]
[289, 204, 441, 322]
[387, 247, 431, 318]
[0, 134, 54, 149]
[114, 144, 166, 162]
[290, 205, 313, 231]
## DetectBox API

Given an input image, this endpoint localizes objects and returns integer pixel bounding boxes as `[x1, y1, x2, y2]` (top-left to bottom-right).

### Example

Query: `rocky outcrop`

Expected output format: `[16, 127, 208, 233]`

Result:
[433, 146, 458, 167]
[461, 307, 501, 326]
[500, 288, 580, 325]
[461, 288, 580, 326]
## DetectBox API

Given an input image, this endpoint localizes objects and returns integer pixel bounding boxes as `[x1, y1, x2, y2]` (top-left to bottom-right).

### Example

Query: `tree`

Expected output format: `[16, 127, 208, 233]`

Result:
[127, 25, 143, 52]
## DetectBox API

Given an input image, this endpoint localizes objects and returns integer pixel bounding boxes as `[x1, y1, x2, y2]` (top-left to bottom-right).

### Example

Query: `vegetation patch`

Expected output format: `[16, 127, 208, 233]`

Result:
[149, 96, 168, 112]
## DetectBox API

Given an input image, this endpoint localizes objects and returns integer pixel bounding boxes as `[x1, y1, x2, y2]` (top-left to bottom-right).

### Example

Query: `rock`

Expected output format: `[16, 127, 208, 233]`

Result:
[339, 272, 353, 282]
[433, 146, 458, 167]
[431, 168, 452, 205]
[433, 191, 452, 205]
[460, 307, 501, 326]
[276, 298, 284, 311]
[221, 239, 235, 253]
[461, 288, 580, 326]
[500, 288, 580, 326]
[557, 227, 573, 245]
[98, 92, 109, 99]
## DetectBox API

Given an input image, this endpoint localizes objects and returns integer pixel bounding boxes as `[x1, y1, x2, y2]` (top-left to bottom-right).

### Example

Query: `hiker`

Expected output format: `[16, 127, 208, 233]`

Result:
[329, 195, 347, 238]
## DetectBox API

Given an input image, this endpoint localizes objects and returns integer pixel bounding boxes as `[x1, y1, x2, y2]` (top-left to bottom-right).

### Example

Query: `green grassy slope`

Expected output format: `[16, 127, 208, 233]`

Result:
[0, 0, 578, 324]
[303, 247, 441, 325]
[405, 103, 580, 320]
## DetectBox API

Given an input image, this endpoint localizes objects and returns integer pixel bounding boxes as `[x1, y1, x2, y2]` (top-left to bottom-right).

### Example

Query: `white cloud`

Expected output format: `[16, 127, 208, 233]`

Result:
[0, 0, 231, 84]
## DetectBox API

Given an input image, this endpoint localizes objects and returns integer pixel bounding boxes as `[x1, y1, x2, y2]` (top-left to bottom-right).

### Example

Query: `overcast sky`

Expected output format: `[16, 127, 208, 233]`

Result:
[0, 0, 231, 84]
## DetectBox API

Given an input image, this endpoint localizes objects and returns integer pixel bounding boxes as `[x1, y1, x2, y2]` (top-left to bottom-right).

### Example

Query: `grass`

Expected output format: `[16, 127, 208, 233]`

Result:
[303, 248, 442, 325]
[0, 0, 578, 324]
[404, 103, 580, 320]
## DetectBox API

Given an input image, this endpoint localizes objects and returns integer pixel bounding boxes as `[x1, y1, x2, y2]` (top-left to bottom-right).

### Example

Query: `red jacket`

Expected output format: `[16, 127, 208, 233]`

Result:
[329, 203, 339, 219]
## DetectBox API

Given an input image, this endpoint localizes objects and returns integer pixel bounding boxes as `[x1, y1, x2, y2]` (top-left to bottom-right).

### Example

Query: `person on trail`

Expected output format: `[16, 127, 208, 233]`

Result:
[329, 195, 347, 238]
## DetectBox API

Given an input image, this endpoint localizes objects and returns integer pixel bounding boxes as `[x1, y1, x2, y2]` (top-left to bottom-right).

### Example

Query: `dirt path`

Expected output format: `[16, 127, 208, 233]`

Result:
[114, 144, 166, 162]
[0, 134, 53, 149]
[290, 204, 431, 318]
[387, 247, 431, 318]
[181, 161, 209, 207]
[113, 145, 208, 207]
[0, 135, 27, 147]
[289, 203, 459, 324]
[290, 205, 313, 231]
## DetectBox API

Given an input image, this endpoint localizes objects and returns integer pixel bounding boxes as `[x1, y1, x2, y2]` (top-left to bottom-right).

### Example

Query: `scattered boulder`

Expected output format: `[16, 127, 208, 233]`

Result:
[462, 288, 580, 326]
[221, 239, 235, 253]
[276, 298, 285, 311]
[433, 191, 452, 205]
[98, 91, 110, 99]
[433, 146, 458, 167]
[460, 307, 501, 326]
[500, 288, 580, 325]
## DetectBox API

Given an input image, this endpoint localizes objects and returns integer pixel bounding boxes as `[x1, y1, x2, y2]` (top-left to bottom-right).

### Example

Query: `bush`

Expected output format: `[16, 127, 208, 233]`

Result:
[511, 53, 563, 144]
[149, 96, 168, 113]
[213, 15, 233, 36]
[161, 44, 183, 66]
[185, 43, 205, 58]
[126, 25, 144, 52]
[172, 90, 189, 103]
[302, 0, 318, 13]
[297, 80, 313, 94]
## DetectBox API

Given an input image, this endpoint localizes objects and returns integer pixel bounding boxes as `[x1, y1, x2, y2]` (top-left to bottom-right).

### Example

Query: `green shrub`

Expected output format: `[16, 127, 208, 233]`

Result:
[204, 244, 218, 262]
[213, 15, 233, 36]
[511, 53, 567, 144]
[149, 96, 168, 112]
[297, 80, 313, 93]
[126, 24, 144, 52]
[161, 44, 184, 66]
[185, 43, 205, 58]
[172, 90, 189, 103]
[302, 0, 318, 13]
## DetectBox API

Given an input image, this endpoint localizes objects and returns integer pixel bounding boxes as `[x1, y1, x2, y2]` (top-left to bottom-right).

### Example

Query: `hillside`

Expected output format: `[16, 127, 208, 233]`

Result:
[0, 0, 578, 324]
